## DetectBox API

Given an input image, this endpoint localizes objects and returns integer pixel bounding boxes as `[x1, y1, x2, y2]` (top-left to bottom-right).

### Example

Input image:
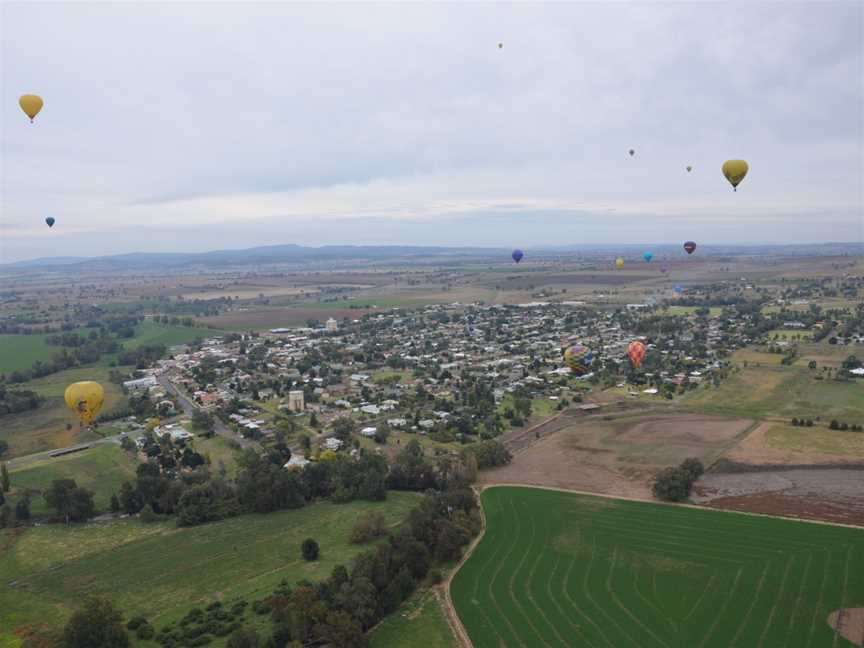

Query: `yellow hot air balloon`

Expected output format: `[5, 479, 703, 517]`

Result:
[615, 258, 625, 269]
[722, 159, 748, 192]
[64, 381, 105, 425]
[19, 94, 44, 122]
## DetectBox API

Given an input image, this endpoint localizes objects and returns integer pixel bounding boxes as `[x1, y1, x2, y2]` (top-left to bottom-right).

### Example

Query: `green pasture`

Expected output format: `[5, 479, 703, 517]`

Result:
[7, 443, 138, 517]
[684, 366, 864, 421]
[370, 589, 455, 648]
[128, 320, 217, 349]
[663, 306, 723, 317]
[767, 328, 813, 340]
[451, 486, 864, 648]
[0, 491, 421, 645]
[764, 423, 864, 459]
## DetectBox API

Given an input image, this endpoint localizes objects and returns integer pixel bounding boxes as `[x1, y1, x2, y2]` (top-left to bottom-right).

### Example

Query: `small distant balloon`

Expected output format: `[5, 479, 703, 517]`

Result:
[628, 341, 646, 369]
[19, 94, 44, 122]
[498, 42, 503, 49]
[564, 344, 593, 376]
[615, 258, 624, 270]
[686, 166, 692, 172]
[660, 263, 668, 274]
[629, 149, 635, 157]
[512, 249, 524, 264]
[673, 284, 684, 294]
[722, 159, 749, 191]
[45, 217, 55, 228]
[683, 241, 697, 255]
[643, 251, 653, 263]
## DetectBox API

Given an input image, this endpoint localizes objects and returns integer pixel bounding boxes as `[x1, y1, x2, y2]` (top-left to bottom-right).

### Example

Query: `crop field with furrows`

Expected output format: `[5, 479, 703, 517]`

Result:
[451, 486, 864, 648]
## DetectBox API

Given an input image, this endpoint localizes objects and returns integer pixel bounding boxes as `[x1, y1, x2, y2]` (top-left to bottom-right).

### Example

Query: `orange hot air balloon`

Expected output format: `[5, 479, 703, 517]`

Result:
[627, 341, 646, 369]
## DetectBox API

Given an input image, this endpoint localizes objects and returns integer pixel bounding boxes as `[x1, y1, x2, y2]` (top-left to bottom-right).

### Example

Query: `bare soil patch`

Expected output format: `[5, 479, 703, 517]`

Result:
[616, 414, 752, 445]
[693, 469, 864, 526]
[828, 608, 864, 647]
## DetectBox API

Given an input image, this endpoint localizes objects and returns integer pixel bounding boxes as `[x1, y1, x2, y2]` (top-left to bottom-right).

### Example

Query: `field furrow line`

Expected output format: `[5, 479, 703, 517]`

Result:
[632, 564, 677, 633]
[832, 545, 853, 648]
[757, 552, 795, 647]
[559, 529, 616, 648]
[581, 534, 639, 646]
[683, 572, 717, 622]
[728, 560, 770, 647]
[782, 549, 813, 648]
[605, 547, 671, 648]
[806, 548, 831, 648]
[545, 545, 597, 648]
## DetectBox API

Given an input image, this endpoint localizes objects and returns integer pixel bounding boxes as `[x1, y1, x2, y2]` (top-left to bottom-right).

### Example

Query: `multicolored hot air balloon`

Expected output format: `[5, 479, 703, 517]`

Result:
[722, 160, 748, 191]
[615, 258, 624, 270]
[512, 249, 524, 264]
[683, 241, 696, 255]
[19, 94, 43, 122]
[627, 341, 646, 369]
[64, 381, 105, 425]
[643, 251, 653, 263]
[45, 217, 55, 228]
[563, 344, 593, 376]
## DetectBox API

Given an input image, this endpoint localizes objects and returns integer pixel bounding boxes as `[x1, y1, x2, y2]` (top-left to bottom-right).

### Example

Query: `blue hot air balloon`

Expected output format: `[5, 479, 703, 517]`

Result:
[512, 249, 524, 263]
[643, 251, 653, 263]
[45, 217, 55, 228]
[673, 284, 684, 294]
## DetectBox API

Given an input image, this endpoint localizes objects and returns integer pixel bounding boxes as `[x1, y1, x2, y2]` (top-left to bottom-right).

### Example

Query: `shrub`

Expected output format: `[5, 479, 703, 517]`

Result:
[652, 467, 693, 502]
[680, 458, 704, 482]
[127, 616, 147, 631]
[187, 635, 213, 647]
[301, 538, 319, 561]
[349, 512, 386, 544]
[136, 623, 155, 640]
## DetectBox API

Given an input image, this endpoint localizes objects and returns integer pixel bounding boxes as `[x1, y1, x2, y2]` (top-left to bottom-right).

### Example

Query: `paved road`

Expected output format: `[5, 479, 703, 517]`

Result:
[156, 374, 254, 449]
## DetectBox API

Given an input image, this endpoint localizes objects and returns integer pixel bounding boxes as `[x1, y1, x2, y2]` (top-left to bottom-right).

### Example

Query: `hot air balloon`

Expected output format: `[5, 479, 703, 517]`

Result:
[563, 344, 593, 376]
[615, 258, 624, 269]
[686, 166, 692, 172]
[19, 95, 43, 122]
[683, 241, 696, 255]
[498, 42, 503, 49]
[512, 249, 524, 264]
[629, 149, 635, 157]
[660, 263, 668, 274]
[45, 217, 55, 228]
[64, 381, 105, 425]
[643, 251, 653, 263]
[627, 341, 646, 369]
[722, 160, 748, 191]
[673, 284, 684, 294]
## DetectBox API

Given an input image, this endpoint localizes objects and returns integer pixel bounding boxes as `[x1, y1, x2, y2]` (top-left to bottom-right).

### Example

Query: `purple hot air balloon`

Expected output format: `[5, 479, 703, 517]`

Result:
[512, 249, 524, 264]
[683, 241, 697, 255]
[660, 263, 669, 274]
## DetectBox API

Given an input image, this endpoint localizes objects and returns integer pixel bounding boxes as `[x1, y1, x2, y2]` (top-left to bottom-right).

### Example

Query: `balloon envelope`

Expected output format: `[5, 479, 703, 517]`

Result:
[563, 344, 593, 376]
[45, 217, 55, 228]
[643, 252, 653, 262]
[629, 149, 635, 156]
[628, 341, 646, 369]
[660, 263, 668, 273]
[686, 166, 692, 172]
[19, 94, 43, 122]
[722, 160, 749, 191]
[512, 249, 524, 263]
[64, 381, 105, 425]
[683, 241, 696, 254]
[673, 284, 684, 294]
[615, 258, 624, 269]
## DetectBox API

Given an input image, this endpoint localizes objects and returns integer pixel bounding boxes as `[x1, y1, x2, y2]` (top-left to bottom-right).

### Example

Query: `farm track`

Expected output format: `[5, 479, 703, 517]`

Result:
[449, 485, 864, 648]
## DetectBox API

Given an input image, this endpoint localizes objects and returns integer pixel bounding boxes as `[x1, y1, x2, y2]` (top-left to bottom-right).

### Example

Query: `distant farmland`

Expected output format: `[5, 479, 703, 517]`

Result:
[199, 306, 380, 330]
[451, 486, 864, 648]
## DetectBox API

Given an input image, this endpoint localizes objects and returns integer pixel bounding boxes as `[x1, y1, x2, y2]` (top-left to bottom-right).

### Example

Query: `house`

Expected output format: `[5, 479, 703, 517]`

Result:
[287, 390, 305, 412]
[360, 404, 381, 415]
[155, 424, 193, 442]
[360, 427, 378, 438]
[325, 437, 343, 451]
[284, 455, 311, 470]
[387, 418, 407, 428]
[350, 373, 371, 383]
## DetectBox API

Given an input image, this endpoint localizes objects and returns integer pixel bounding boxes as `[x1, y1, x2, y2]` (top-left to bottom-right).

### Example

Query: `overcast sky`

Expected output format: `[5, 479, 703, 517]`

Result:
[2, 1, 862, 262]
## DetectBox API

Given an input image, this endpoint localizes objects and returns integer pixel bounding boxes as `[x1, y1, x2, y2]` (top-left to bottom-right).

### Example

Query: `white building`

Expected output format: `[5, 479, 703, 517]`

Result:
[360, 427, 378, 437]
[326, 317, 338, 332]
[123, 375, 158, 392]
[284, 455, 311, 470]
[325, 437, 343, 451]
[287, 390, 305, 412]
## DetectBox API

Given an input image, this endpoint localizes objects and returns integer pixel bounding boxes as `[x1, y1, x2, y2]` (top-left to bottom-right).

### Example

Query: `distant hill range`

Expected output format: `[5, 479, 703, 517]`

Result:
[3, 242, 862, 273]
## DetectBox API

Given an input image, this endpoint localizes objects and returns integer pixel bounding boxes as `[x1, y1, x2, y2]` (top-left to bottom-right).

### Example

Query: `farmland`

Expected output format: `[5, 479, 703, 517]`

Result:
[451, 486, 864, 648]
[369, 590, 455, 648]
[0, 492, 421, 645]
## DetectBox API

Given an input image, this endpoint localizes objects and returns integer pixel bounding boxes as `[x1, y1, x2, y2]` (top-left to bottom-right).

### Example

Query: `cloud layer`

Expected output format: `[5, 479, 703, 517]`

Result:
[2, 2, 862, 261]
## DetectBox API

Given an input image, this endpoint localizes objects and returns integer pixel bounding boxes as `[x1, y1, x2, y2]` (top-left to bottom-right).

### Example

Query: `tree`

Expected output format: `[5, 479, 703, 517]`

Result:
[652, 467, 693, 502]
[349, 512, 386, 544]
[0, 462, 9, 492]
[680, 457, 704, 482]
[62, 597, 130, 648]
[227, 627, 260, 648]
[0, 440, 8, 457]
[191, 409, 214, 432]
[15, 496, 30, 521]
[119, 481, 143, 515]
[44, 478, 76, 521]
[301, 538, 319, 561]
[808, 360, 817, 370]
[109, 493, 121, 513]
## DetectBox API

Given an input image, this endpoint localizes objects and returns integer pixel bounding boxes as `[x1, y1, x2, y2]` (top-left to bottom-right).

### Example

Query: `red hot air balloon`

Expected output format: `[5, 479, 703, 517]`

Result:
[683, 241, 696, 255]
[627, 341, 646, 369]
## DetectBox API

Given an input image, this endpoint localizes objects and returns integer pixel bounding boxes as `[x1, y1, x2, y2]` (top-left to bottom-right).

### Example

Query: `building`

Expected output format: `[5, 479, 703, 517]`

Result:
[325, 437, 343, 451]
[326, 317, 338, 332]
[360, 426, 378, 437]
[123, 375, 157, 392]
[284, 455, 311, 470]
[287, 390, 305, 412]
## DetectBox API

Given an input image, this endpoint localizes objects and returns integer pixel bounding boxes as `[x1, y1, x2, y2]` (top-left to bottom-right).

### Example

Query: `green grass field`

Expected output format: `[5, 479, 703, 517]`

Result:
[451, 486, 864, 648]
[0, 492, 421, 645]
[369, 590, 455, 648]
[128, 320, 217, 349]
[7, 444, 138, 517]
[663, 306, 723, 317]
[764, 423, 864, 459]
[684, 366, 864, 421]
